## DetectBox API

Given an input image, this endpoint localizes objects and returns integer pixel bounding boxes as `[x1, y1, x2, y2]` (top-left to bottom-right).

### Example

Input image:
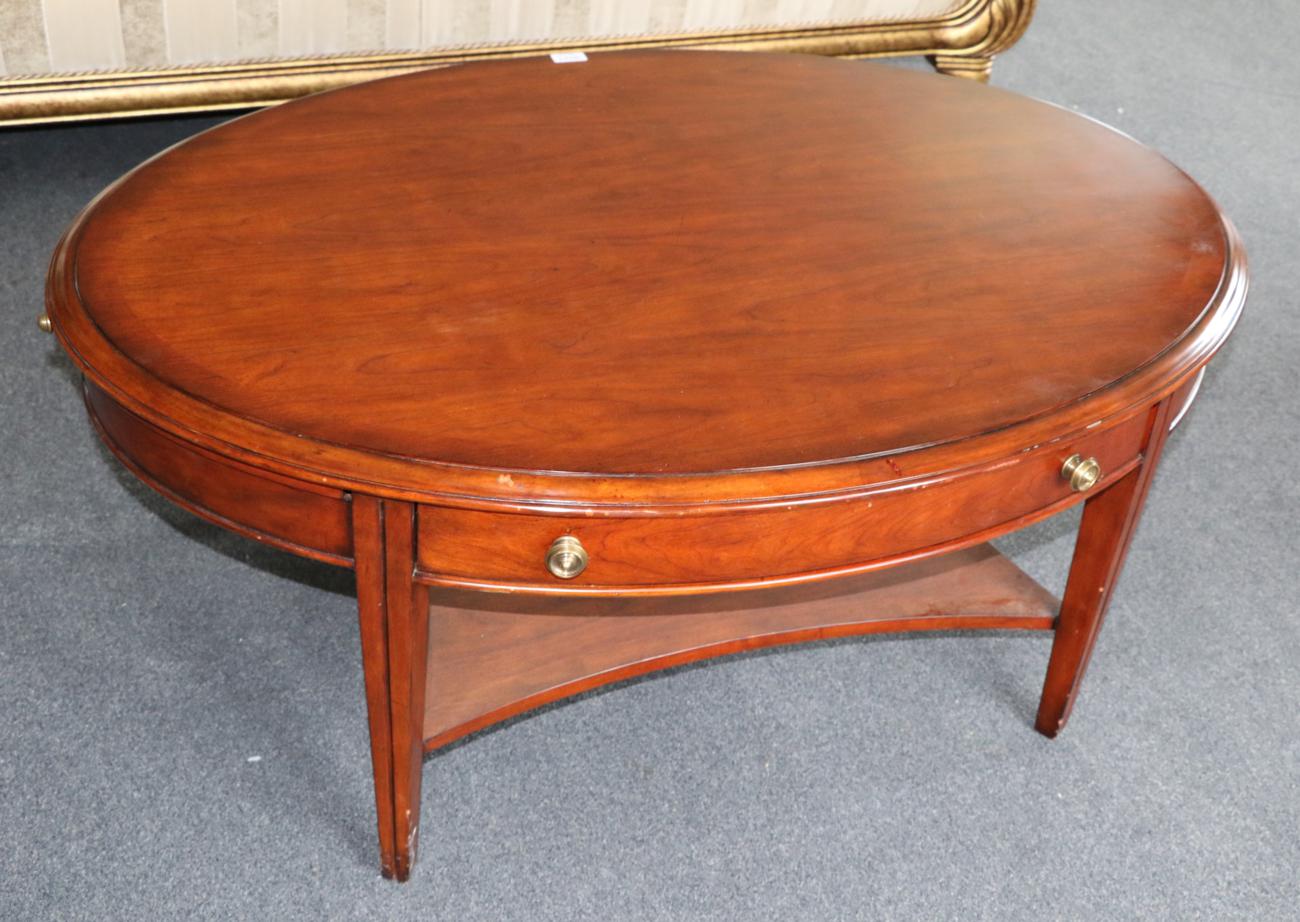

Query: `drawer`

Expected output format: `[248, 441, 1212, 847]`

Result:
[85, 381, 354, 565]
[416, 412, 1149, 593]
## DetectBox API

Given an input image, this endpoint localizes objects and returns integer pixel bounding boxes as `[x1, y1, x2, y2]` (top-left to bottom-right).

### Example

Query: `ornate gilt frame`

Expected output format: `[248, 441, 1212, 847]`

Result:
[0, 0, 1033, 126]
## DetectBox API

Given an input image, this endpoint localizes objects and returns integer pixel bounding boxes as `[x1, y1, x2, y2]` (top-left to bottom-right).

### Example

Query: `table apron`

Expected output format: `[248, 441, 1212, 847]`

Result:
[414, 411, 1149, 594]
[84, 380, 354, 566]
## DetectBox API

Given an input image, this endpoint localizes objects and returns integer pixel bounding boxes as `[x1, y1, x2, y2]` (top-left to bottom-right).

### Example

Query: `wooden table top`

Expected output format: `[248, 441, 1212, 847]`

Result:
[48, 51, 1245, 507]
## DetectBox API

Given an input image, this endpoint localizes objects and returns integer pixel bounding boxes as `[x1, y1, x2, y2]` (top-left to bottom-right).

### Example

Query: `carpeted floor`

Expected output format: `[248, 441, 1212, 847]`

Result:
[2, 1, 1296, 919]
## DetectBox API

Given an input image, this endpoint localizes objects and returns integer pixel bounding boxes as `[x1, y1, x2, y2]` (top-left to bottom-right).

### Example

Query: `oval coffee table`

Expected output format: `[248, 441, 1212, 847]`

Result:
[41, 51, 1247, 881]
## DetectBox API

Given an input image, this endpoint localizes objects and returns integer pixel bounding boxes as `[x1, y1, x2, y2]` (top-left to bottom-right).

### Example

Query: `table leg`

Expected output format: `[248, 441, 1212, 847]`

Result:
[930, 53, 993, 82]
[353, 495, 429, 881]
[1035, 397, 1178, 738]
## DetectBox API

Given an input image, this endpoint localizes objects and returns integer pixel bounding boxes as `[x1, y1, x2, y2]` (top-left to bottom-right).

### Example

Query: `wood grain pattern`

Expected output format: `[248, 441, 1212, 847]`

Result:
[351, 495, 398, 878]
[1035, 397, 1179, 737]
[85, 379, 353, 565]
[42, 51, 1246, 882]
[46, 52, 1244, 511]
[353, 495, 428, 881]
[423, 542, 1057, 748]
[415, 410, 1146, 593]
[380, 500, 427, 882]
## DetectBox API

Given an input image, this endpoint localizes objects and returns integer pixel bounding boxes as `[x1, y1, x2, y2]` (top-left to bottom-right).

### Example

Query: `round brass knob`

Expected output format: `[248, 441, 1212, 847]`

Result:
[37, 313, 52, 334]
[545, 535, 588, 579]
[1061, 453, 1102, 492]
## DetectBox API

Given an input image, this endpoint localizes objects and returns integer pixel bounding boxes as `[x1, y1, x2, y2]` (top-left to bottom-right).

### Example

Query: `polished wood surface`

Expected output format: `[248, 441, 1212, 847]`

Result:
[414, 411, 1146, 593]
[423, 543, 1058, 749]
[1036, 397, 1179, 737]
[84, 379, 353, 565]
[43, 51, 1247, 882]
[47, 51, 1241, 507]
[351, 496, 398, 878]
[353, 495, 429, 880]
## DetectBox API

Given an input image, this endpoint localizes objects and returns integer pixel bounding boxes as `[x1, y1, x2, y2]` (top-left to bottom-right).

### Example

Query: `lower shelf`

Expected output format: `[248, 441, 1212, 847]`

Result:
[422, 542, 1058, 749]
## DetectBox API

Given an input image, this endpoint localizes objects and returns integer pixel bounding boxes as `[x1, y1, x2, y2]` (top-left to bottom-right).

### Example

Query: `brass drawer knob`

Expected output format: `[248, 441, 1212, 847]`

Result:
[545, 535, 588, 579]
[1062, 453, 1102, 492]
[37, 313, 52, 333]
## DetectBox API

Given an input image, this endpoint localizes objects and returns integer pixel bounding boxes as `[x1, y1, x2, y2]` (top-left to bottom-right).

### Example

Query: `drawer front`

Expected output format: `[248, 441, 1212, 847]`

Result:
[417, 413, 1149, 593]
[86, 382, 354, 564]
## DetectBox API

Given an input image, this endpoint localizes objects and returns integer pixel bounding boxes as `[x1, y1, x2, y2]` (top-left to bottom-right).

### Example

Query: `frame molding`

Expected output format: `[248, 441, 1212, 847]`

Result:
[0, 0, 1033, 126]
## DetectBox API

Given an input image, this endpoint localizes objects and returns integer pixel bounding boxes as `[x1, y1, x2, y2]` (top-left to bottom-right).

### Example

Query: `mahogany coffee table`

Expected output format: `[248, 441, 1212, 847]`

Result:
[41, 51, 1246, 881]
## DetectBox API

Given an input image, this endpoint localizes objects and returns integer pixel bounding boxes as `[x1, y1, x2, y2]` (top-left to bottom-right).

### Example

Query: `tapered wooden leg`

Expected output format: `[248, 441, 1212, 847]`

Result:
[353, 494, 429, 881]
[353, 496, 397, 877]
[1035, 398, 1178, 738]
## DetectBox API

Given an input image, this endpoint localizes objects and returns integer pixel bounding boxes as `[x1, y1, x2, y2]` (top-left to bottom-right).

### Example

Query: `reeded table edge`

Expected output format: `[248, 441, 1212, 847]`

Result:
[43, 133, 1248, 514]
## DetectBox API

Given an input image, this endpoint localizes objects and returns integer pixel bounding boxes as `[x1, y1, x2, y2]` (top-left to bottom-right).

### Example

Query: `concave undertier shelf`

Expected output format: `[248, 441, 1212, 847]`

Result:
[423, 543, 1059, 749]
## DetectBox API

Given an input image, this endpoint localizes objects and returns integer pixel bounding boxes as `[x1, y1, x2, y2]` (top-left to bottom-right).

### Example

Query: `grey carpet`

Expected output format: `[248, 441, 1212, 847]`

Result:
[2, 1, 1297, 919]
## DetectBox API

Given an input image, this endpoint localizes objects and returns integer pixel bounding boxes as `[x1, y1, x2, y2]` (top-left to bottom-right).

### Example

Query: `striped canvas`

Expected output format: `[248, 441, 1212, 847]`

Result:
[0, 0, 967, 76]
